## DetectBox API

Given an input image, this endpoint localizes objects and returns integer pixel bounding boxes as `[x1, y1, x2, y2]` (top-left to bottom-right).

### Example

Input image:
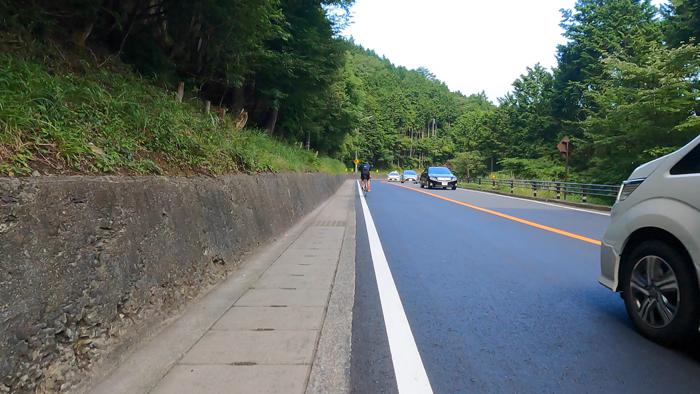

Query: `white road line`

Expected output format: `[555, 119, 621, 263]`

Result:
[457, 187, 611, 216]
[357, 181, 433, 394]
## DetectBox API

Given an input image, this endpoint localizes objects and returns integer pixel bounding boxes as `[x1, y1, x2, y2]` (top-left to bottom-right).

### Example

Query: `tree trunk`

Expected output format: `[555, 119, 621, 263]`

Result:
[195, 36, 206, 74]
[232, 86, 245, 115]
[218, 87, 228, 107]
[76, 21, 94, 47]
[265, 107, 279, 135]
[117, 4, 139, 56]
[168, 13, 197, 60]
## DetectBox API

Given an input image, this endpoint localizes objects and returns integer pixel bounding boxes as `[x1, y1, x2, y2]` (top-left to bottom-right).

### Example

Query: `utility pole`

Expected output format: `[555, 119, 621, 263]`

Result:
[353, 115, 373, 173]
[353, 127, 359, 173]
[354, 147, 358, 173]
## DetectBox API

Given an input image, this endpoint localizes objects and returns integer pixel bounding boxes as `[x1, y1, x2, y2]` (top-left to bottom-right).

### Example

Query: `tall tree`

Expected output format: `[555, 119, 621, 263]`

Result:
[583, 42, 700, 182]
[662, 0, 700, 46]
[552, 0, 661, 130]
[497, 64, 558, 158]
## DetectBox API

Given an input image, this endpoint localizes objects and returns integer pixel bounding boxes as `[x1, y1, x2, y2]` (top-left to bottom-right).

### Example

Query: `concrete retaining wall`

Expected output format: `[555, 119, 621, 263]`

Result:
[0, 174, 344, 393]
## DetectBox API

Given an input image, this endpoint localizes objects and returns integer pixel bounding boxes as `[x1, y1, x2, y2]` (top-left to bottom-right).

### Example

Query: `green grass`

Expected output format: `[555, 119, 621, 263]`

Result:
[0, 51, 344, 176]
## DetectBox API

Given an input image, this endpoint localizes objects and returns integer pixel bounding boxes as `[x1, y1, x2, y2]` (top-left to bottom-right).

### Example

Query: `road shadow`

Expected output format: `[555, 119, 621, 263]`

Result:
[586, 286, 700, 364]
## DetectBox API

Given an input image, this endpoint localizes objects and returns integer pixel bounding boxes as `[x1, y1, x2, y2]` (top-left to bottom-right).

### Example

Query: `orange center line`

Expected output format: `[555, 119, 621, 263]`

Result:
[389, 183, 602, 246]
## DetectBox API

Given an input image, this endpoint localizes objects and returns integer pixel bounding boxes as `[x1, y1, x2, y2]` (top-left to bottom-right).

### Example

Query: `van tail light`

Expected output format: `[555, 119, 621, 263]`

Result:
[617, 178, 645, 202]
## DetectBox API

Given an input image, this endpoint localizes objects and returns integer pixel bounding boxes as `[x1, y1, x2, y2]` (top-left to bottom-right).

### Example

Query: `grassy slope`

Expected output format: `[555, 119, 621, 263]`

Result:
[0, 47, 345, 177]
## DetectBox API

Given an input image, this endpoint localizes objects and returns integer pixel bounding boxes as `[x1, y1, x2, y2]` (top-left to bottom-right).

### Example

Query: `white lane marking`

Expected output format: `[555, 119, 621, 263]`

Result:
[357, 181, 433, 394]
[457, 187, 611, 216]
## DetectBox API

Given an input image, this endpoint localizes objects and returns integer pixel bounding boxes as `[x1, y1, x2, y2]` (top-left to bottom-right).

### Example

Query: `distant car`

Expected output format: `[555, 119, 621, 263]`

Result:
[401, 170, 418, 183]
[420, 167, 457, 190]
[600, 134, 700, 346]
[387, 171, 400, 182]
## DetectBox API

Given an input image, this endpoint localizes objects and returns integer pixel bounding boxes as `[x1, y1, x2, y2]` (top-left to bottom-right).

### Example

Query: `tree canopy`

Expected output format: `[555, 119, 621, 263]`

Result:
[2, 0, 698, 183]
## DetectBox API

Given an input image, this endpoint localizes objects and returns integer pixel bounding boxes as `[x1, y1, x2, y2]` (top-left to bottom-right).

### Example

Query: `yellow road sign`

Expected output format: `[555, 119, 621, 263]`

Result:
[353, 159, 360, 165]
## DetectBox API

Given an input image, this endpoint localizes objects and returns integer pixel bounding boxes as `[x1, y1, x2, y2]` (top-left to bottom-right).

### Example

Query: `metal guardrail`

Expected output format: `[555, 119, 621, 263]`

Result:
[465, 178, 620, 203]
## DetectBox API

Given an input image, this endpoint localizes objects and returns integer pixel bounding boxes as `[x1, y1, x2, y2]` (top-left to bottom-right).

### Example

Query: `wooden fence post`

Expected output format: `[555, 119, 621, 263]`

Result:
[204, 100, 211, 114]
[176, 81, 184, 103]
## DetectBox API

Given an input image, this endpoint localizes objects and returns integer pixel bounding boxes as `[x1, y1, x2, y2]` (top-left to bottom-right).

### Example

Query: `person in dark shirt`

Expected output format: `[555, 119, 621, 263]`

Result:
[360, 162, 371, 192]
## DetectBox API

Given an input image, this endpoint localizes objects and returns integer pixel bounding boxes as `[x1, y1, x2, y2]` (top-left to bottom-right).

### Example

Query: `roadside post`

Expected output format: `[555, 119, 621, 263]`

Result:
[557, 136, 572, 199]
[556, 182, 561, 200]
[354, 158, 359, 173]
[176, 81, 184, 102]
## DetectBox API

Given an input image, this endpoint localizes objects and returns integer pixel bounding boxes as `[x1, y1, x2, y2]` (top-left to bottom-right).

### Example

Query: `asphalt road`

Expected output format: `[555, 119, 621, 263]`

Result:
[351, 180, 700, 393]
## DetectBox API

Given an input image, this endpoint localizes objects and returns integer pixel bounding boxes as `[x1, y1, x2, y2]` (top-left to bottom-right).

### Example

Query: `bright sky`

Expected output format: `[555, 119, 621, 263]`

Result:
[342, 0, 666, 102]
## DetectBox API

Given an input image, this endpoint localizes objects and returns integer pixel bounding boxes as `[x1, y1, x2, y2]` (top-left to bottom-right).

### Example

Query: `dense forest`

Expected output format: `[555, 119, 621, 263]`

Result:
[341, 0, 700, 184]
[0, 0, 698, 183]
[0, 0, 358, 175]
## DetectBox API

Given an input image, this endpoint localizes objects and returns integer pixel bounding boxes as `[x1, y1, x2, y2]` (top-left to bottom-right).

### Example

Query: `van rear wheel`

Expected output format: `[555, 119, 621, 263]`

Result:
[621, 240, 700, 346]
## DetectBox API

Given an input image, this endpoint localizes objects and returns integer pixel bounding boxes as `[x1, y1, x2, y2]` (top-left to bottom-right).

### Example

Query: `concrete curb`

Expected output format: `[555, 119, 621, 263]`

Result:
[306, 182, 356, 394]
[1, 173, 345, 392]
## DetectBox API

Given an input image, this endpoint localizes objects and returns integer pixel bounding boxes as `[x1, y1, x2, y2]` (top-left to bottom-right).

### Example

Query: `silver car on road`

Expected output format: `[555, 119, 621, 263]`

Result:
[387, 171, 400, 182]
[600, 134, 700, 345]
[401, 170, 418, 183]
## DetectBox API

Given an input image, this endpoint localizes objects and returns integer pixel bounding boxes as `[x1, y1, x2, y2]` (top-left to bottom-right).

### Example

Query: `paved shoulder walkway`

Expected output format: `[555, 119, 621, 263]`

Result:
[92, 181, 355, 394]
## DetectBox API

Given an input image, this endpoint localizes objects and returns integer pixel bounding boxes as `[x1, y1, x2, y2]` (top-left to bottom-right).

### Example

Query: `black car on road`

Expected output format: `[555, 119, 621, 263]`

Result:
[420, 167, 457, 190]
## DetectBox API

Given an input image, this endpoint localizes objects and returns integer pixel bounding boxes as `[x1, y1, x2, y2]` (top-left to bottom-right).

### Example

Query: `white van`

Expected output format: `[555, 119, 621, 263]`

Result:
[600, 134, 700, 345]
